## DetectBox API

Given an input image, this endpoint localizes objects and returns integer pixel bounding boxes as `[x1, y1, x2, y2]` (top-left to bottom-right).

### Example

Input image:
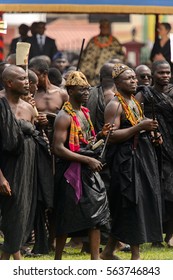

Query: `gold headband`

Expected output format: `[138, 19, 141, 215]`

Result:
[112, 63, 130, 79]
[66, 71, 90, 87]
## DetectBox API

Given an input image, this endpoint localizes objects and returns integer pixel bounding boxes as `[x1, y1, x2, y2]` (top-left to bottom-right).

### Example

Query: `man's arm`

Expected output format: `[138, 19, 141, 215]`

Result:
[22, 100, 37, 125]
[135, 91, 144, 104]
[52, 111, 103, 172]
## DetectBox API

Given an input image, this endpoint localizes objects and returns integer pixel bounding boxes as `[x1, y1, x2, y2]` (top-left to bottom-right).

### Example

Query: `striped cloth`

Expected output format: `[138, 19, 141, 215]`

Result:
[62, 101, 96, 152]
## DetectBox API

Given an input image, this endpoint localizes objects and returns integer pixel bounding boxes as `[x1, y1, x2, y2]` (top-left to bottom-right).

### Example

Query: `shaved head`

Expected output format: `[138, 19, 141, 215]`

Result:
[28, 69, 38, 84]
[2, 65, 26, 84]
[2, 65, 29, 96]
[135, 64, 151, 74]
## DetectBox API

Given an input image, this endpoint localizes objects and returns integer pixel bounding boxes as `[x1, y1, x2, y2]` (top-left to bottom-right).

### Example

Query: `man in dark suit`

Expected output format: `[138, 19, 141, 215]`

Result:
[29, 21, 58, 61]
[9, 24, 30, 54]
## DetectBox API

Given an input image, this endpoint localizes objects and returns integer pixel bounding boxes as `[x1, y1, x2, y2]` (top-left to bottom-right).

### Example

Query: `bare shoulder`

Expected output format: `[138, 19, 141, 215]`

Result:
[59, 88, 69, 101]
[19, 98, 35, 114]
[51, 85, 69, 101]
[20, 98, 32, 108]
[54, 109, 71, 128]
[104, 89, 115, 105]
[105, 96, 122, 113]
[135, 91, 144, 103]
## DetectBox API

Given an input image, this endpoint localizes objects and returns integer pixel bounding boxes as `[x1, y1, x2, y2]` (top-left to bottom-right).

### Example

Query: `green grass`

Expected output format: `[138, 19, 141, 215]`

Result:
[1, 237, 173, 260]
[23, 242, 173, 260]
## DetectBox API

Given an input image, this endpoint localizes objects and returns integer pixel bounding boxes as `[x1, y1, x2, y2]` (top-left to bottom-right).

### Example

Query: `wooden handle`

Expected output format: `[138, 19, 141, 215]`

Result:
[33, 106, 39, 117]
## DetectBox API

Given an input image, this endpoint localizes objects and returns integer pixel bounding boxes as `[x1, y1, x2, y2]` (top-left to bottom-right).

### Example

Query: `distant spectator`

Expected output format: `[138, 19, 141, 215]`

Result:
[52, 52, 70, 75]
[0, 61, 10, 90]
[80, 19, 125, 86]
[9, 24, 30, 54]
[6, 53, 16, 65]
[29, 21, 58, 61]
[135, 64, 152, 86]
[29, 55, 51, 67]
[48, 67, 62, 87]
[30, 22, 38, 37]
[150, 22, 173, 78]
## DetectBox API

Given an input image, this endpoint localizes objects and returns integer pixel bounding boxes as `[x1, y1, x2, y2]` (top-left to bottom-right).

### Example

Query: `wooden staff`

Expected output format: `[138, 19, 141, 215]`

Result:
[151, 95, 158, 139]
[16, 42, 39, 117]
[76, 38, 85, 71]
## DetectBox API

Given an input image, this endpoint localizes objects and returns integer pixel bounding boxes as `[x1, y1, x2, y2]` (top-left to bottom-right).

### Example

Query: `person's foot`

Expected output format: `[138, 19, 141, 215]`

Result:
[20, 247, 32, 256]
[151, 242, 164, 248]
[167, 236, 173, 247]
[81, 244, 102, 254]
[116, 242, 131, 252]
[65, 238, 83, 249]
[131, 256, 140, 260]
[100, 252, 121, 260]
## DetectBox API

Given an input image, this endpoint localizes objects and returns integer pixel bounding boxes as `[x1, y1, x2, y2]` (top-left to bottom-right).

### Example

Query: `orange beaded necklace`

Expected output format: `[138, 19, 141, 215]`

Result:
[94, 35, 113, 48]
[115, 92, 143, 126]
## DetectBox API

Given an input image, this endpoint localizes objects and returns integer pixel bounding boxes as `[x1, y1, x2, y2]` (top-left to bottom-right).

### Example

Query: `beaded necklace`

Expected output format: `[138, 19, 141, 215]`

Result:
[115, 92, 143, 126]
[93, 35, 113, 48]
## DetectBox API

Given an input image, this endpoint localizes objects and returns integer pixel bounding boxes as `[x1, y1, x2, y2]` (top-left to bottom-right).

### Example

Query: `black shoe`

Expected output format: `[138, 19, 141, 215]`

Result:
[120, 244, 131, 252]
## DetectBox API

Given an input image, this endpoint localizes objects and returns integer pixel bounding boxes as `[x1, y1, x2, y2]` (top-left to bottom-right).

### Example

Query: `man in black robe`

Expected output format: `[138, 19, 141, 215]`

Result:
[0, 65, 53, 259]
[52, 71, 110, 260]
[100, 63, 163, 260]
[136, 60, 173, 247]
[86, 62, 130, 252]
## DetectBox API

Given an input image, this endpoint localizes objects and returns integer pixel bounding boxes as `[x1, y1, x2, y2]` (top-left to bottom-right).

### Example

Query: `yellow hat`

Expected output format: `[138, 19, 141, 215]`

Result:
[66, 71, 90, 87]
[112, 63, 131, 79]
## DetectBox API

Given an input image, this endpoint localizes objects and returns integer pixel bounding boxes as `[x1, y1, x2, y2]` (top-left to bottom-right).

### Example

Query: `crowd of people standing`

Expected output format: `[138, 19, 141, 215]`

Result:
[0, 19, 173, 261]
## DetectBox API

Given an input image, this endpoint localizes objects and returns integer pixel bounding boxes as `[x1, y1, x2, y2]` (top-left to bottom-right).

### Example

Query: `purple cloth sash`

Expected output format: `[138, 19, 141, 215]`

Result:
[64, 162, 82, 203]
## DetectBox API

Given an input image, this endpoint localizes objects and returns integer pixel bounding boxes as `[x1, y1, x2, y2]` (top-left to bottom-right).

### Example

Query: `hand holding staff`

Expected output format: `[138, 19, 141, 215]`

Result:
[16, 42, 39, 117]
[151, 95, 158, 139]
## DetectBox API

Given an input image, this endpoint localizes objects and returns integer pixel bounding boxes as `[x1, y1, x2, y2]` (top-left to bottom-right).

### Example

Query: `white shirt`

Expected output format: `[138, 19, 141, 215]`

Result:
[36, 34, 45, 47]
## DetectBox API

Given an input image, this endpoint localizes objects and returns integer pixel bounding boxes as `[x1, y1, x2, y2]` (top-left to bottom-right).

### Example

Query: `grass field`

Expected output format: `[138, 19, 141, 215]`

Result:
[1, 237, 173, 260]
[23, 242, 173, 260]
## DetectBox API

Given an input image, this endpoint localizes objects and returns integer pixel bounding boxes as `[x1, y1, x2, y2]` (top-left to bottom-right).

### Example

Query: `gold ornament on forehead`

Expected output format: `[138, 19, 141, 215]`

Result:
[66, 71, 90, 87]
[112, 63, 131, 79]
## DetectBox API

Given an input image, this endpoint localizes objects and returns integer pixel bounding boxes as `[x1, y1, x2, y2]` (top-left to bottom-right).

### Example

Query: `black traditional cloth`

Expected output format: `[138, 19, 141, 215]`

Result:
[137, 85, 173, 234]
[87, 85, 111, 192]
[107, 119, 163, 245]
[54, 159, 110, 236]
[54, 105, 110, 236]
[140, 85, 173, 202]
[0, 97, 53, 254]
[87, 85, 105, 134]
[32, 131, 54, 254]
